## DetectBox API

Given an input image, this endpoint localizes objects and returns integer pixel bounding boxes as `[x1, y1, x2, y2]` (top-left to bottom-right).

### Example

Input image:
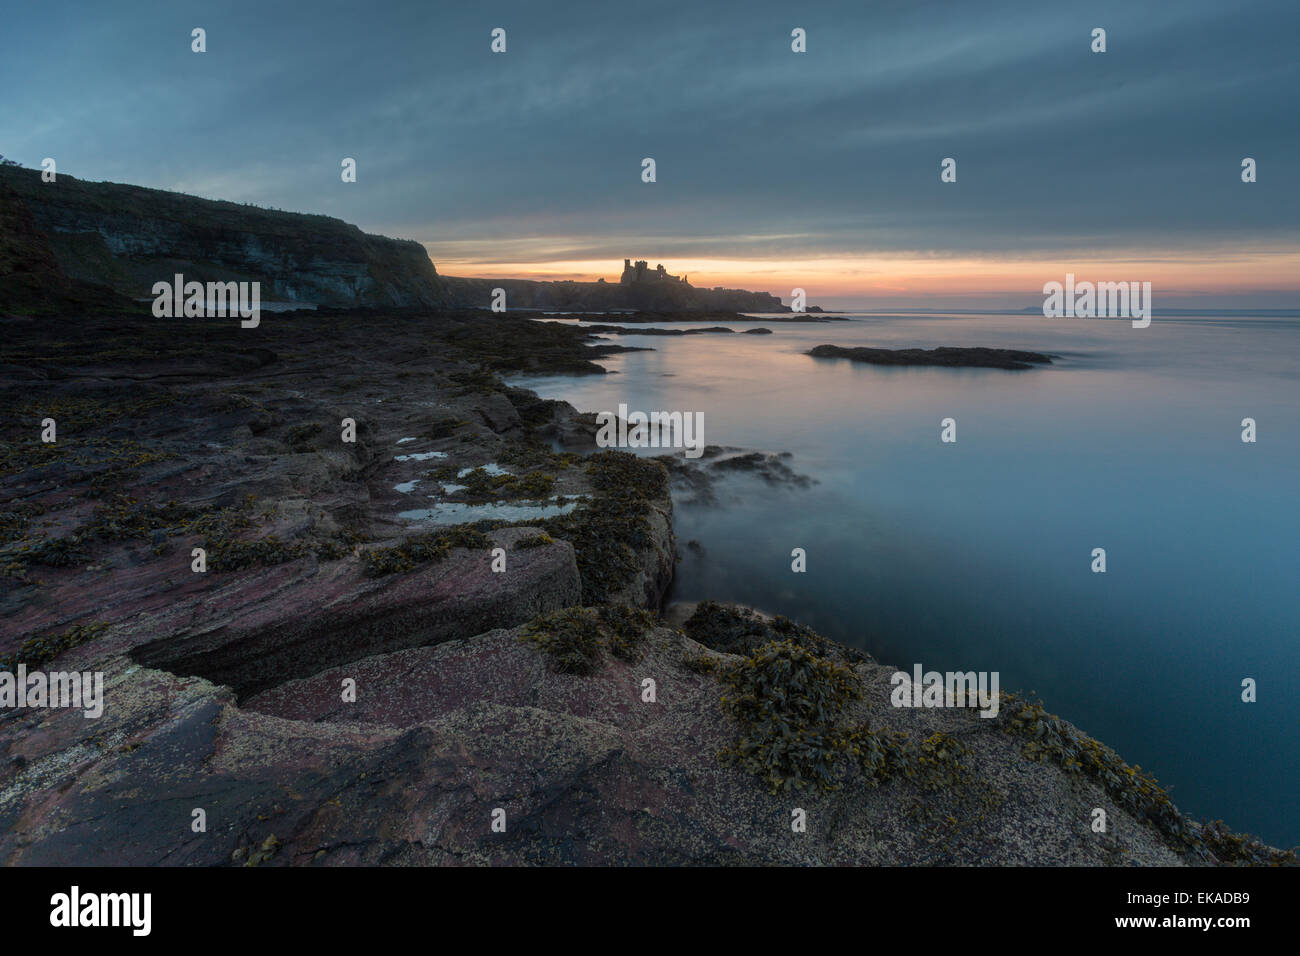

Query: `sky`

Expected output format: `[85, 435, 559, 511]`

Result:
[2, 0, 1298, 310]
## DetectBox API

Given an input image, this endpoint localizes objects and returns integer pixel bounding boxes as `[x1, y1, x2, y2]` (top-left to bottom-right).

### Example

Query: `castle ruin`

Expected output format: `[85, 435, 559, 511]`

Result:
[620, 259, 688, 285]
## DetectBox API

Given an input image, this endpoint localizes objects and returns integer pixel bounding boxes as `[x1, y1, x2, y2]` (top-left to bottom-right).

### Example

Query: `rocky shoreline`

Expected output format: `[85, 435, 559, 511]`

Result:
[0, 307, 1291, 865]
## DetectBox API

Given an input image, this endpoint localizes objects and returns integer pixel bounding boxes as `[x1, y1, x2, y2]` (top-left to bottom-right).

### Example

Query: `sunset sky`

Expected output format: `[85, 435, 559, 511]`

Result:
[3, 0, 1297, 309]
[426, 249, 1300, 312]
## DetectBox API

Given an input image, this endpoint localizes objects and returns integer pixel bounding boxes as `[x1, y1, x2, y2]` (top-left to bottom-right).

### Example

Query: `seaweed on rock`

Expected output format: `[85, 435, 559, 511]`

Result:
[996, 692, 1297, 863]
[362, 526, 493, 576]
[682, 599, 864, 663]
[527, 450, 668, 603]
[718, 638, 867, 793]
[520, 605, 656, 674]
[0, 621, 108, 670]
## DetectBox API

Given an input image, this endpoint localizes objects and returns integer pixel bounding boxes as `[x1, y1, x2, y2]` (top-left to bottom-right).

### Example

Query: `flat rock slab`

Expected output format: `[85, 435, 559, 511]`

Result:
[131, 527, 582, 699]
[0, 624, 1188, 866]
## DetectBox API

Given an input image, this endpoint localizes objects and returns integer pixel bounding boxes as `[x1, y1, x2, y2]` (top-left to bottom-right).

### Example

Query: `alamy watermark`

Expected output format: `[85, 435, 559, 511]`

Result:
[1042, 273, 1151, 328]
[50, 886, 150, 935]
[595, 403, 705, 459]
[1, 664, 103, 718]
[890, 663, 1000, 718]
[152, 273, 261, 328]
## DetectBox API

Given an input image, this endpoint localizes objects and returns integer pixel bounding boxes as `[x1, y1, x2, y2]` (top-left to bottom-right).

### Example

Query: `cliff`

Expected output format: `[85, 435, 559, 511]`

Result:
[0, 181, 140, 315]
[0, 167, 793, 314]
[0, 166, 453, 310]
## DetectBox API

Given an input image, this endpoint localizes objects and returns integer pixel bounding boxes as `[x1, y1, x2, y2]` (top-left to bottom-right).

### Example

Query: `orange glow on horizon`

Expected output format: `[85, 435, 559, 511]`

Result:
[426, 249, 1300, 303]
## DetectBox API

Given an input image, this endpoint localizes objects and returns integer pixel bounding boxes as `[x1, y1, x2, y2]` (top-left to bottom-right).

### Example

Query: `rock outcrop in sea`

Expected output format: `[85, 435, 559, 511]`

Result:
[808, 344, 1054, 370]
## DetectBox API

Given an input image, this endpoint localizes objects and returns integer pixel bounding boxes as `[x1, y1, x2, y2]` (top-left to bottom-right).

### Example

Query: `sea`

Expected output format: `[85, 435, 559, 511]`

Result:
[505, 310, 1300, 847]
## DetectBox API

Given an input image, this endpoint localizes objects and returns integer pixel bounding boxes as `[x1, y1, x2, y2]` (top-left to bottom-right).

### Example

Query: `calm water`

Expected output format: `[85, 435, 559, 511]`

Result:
[507, 312, 1300, 847]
